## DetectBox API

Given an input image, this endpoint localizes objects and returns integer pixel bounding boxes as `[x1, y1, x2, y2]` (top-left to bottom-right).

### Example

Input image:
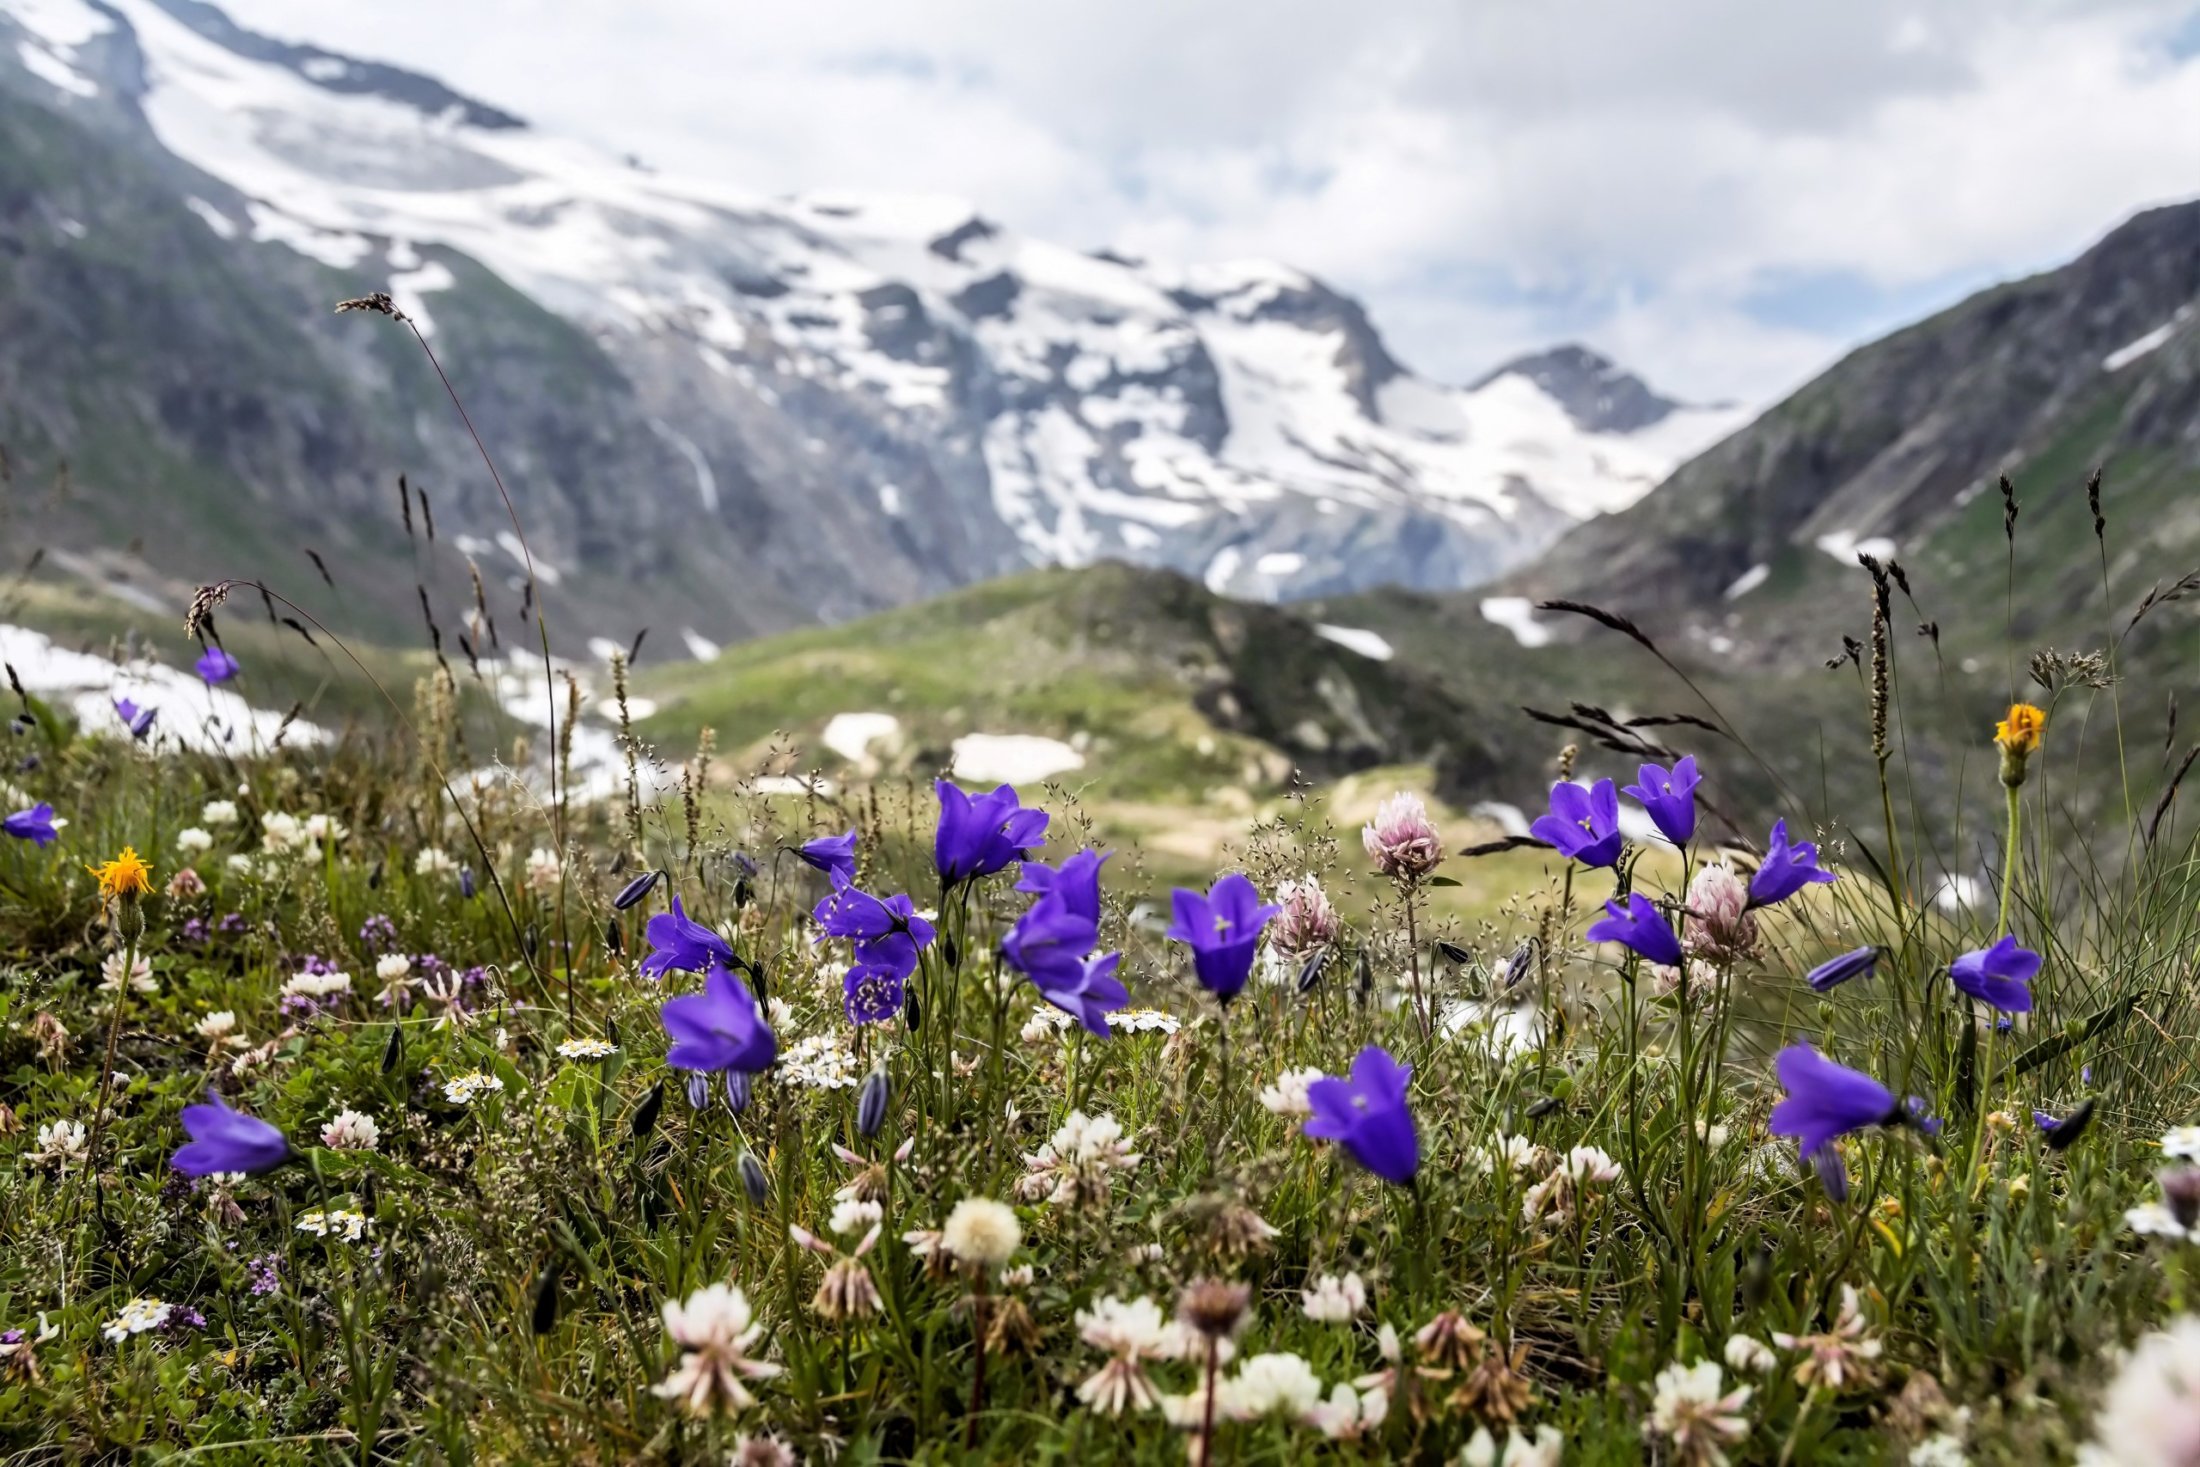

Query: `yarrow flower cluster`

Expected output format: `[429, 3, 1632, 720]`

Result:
[442, 1071, 505, 1106]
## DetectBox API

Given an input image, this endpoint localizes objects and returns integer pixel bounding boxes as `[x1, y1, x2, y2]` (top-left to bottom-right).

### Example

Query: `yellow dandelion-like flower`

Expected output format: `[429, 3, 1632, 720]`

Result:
[1995, 703, 2045, 756]
[86, 847, 154, 902]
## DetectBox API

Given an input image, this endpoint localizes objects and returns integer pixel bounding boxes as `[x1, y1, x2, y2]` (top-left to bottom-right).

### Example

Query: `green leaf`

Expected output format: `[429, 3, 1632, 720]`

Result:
[2004, 991, 2150, 1079]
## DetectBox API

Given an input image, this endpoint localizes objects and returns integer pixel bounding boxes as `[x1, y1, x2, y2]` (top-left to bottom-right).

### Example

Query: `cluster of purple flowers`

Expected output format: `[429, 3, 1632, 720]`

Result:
[245, 1254, 282, 1297]
[640, 896, 779, 1083]
[358, 914, 401, 953]
[1002, 849, 1128, 1035]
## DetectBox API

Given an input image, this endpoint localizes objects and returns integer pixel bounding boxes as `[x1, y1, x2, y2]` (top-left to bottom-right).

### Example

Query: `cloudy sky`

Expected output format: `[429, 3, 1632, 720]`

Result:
[219, 0, 2200, 405]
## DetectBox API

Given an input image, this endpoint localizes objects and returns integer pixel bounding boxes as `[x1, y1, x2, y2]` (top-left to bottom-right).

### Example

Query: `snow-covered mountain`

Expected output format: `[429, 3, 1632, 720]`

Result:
[1, 0, 1744, 633]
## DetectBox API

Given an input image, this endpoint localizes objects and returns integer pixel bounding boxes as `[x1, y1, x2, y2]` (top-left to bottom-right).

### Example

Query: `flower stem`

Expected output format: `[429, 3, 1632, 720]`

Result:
[1996, 780, 2022, 936]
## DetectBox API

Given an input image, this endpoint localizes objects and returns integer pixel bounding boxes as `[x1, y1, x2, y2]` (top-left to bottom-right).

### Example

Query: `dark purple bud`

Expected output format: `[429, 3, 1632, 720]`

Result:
[2036, 1098, 2095, 1152]
[1295, 948, 1329, 994]
[613, 869, 662, 911]
[629, 1080, 665, 1142]
[1807, 1144, 1849, 1202]
[1806, 946, 1880, 993]
[2163, 1165, 2200, 1229]
[723, 1070, 752, 1115]
[684, 1072, 710, 1110]
[459, 865, 476, 899]
[1501, 939, 1536, 989]
[857, 1070, 889, 1138]
[739, 1151, 768, 1206]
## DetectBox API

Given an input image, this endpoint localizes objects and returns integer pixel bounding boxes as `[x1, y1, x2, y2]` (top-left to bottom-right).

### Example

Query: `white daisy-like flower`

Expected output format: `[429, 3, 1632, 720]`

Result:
[556, 1037, 618, 1060]
[98, 951, 157, 994]
[413, 847, 458, 877]
[442, 1071, 505, 1106]
[175, 827, 214, 856]
[101, 1297, 172, 1342]
[2164, 1127, 2200, 1161]
[201, 799, 239, 827]
[1258, 1066, 1325, 1118]
[296, 1208, 372, 1242]
[779, 1034, 860, 1090]
[321, 1110, 380, 1151]
[1110, 1008, 1180, 1035]
[1300, 1271, 1368, 1324]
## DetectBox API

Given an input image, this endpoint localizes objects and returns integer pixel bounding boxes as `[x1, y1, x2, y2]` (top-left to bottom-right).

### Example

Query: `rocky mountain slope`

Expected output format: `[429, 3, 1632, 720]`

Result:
[0, 0, 1739, 651]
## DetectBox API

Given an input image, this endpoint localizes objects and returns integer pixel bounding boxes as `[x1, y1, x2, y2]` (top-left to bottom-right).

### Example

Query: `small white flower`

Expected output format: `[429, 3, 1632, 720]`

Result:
[2082, 1315, 2200, 1466]
[1258, 1065, 1324, 1118]
[1021, 1005, 1074, 1045]
[1464, 1425, 1566, 1467]
[2127, 1202, 2200, 1243]
[28, 1119, 89, 1170]
[556, 1037, 618, 1060]
[1469, 1133, 1548, 1175]
[524, 846, 561, 893]
[779, 1034, 859, 1090]
[296, 1208, 371, 1242]
[375, 954, 412, 983]
[175, 827, 214, 855]
[1648, 1358, 1752, 1464]
[1910, 1432, 1967, 1467]
[101, 1297, 172, 1342]
[1016, 1111, 1141, 1208]
[281, 970, 352, 1001]
[196, 1010, 238, 1040]
[1075, 1294, 1171, 1415]
[1723, 1334, 1777, 1376]
[226, 854, 255, 876]
[259, 811, 304, 854]
[653, 1282, 781, 1416]
[829, 1198, 884, 1237]
[201, 800, 239, 828]
[1110, 1007, 1179, 1034]
[2165, 1127, 2200, 1161]
[1305, 1379, 1388, 1440]
[1300, 1272, 1367, 1324]
[98, 951, 157, 994]
[320, 1110, 380, 1151]
[442, 1071, 505, 1106]
[413, 847, 458, 876]
[301, 813, 347, 843]
[940, 1198, 1021, 1269]
[1222, 1351, 1324, 1420]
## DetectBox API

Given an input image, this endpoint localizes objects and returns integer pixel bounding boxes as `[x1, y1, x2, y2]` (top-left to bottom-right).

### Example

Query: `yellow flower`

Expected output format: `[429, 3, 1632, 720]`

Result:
[86, 847, 154, 902]
[1995, 703, 2046, 756]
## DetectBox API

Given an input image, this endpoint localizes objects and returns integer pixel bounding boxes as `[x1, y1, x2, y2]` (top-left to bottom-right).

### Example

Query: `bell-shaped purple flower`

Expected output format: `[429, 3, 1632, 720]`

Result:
[1000, 890, 1099, 991]
[1165, 872, 1280, 1003]
[796, 830, 858, 887]
[661, 962, 777, 1073]
[639, 895, 736, 981]
[195, 646, 241, 685]
[1769, 1044, 1903, 1196]
[1586, 892, 1684, 969]
[1806, 946, 1880, 993]
[813, 883, 935, 979]
[1747, 820, 1836, 908]
[2035, 1098, 2095, 1151]
[1529, 780, 1623, 868]
[1015, 848, 1108, 926]
[1034, 951, 1130, 1037]
[172, 1092, 291, 1176]
[933, 781, 1048, 887]
[114, 699, 157, 741]
[3, 802, 58, 847]
[1303, 1045, 1419, 1185]
[843, 964, 906, 1025]
[1949, 934, 2039, 1013]
[1621, 755, 1699, 847]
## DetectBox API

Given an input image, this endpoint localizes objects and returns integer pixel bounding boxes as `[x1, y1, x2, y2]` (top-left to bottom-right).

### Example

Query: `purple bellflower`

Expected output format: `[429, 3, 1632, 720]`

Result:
[661, 962, 778, 1074]
[171, 1092, 291, 1176]
[1303, 1045, 1420, 1185]
[933, 781, 1048, 886]
[3, 803, 58, 847]
[1165, 872, 1280, 1003]
[1529, 779, 1623, 868]
[1621, 756, 1700, 847]
[639, 895, 736, 981]
[813, 882, 935, 980]
[1036, 952, 1131, 1037]
[195, 646, 241, 684]
[796, 830, 858, 887]
[1747, 820, 1836, 908]
[1015, 848, 1108, 926]
[1769, 1044, 1907, 1201]
[1586, 893, 1684, 969]
[1949, 934, 2040, 1013]
[843, 965, 907, 1026]
[114, 699, 157, 741]
[1806, 946, 1881, 993]
[1000, 890, 1100, 991]
[2035, 1099, 2096, 1151]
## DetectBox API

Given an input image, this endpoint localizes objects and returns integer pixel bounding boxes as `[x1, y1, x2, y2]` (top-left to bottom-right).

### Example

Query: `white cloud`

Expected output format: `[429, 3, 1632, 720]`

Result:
[210, 0, 2200, 403]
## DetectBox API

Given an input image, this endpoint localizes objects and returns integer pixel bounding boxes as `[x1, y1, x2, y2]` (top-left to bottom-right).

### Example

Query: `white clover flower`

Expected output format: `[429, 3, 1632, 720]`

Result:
[1648, 1359, 1752, 1464]
[28, 1119, 88, 1170]
[1259, 1066, 1325, 1118]
[101, 1297, 172, 1343]
[259, 811, 304, 854]
[556, 1037, 618, 1060]
[1772, 1284, 1882, 1389]
[1223, 1351, 1324, 1421]
[226, 854, 255, 877]
[653, 1282, 781, 1416]
[321, 1109, 380, 1151]
[1300, 1272, 1368, 1324]
[1075, 1294, 1171, 1416]
[2082, 1315, 2200, 1466]
[201, 799, 239, 828]
[779, 1034, 859, 1090]
[196, 1010, 238, 1041]
[829, 1198, 884, 1237]
[1463, 1424, 1566, 1467]
[281, 970, 352, 1001]
[414, 847, 458, 877]
[99, 951, 157, 994]
[296, 1208, 371, 1242]
[1305, 1380, 1388, 1440]
[375, 954, 412, 984]
[1016, 1111, 1142, 1208]
[442, 1071, 505, 1106]
[940, 1198, 1021, 1269]
[1723, 1335, 1777, 1376]
[175, 827, 214, 856]
[302, 813, 347, 843]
